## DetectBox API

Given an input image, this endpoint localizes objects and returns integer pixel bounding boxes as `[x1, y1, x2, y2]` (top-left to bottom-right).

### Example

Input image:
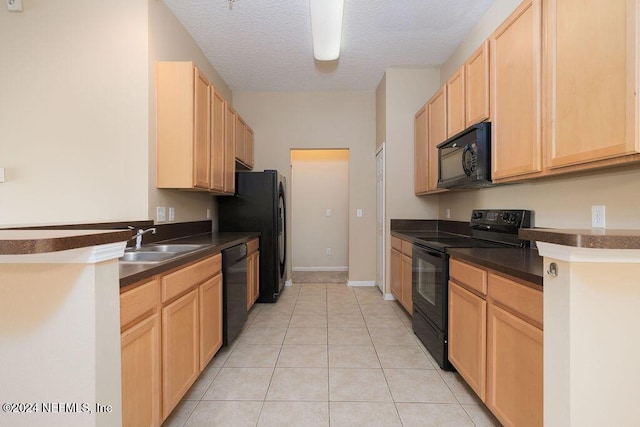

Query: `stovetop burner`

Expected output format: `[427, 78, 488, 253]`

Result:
[411, 209, 532, 253]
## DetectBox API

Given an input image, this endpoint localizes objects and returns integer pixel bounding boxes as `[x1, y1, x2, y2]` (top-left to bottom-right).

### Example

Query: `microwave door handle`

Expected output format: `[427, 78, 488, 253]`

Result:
[462, 144, 473, 176]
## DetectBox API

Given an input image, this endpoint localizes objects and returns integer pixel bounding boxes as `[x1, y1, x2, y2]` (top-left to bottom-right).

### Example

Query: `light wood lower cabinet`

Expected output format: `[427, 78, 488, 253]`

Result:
[448, 281, 486, 401]
[487, 302, 543, 427]
[199, 274, 223, 371]
[247, 238, 260, 310]
[162, 289, 200, 419]
[120, 253, 223, 426]
[120, 279, 161, 427]
[390, 236, 413, 315]
[448, 257, 542, 427]
[121, 313, 161, 427]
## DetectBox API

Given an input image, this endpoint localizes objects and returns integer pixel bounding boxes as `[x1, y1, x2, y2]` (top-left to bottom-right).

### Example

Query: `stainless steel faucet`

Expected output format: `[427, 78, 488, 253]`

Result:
[128, 227, 157, 250]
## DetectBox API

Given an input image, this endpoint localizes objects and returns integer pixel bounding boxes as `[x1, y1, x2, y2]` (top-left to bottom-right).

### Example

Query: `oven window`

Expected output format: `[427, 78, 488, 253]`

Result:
[415, 256, 437, 306]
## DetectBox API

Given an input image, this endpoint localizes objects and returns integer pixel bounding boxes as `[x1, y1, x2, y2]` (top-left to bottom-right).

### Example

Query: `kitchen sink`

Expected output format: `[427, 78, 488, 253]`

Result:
[141, 244, 207, 253]
[119, 251, 178, 263]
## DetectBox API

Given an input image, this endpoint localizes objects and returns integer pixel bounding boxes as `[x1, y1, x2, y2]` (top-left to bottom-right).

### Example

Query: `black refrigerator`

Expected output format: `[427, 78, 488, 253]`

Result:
[218, 170, 287, 303]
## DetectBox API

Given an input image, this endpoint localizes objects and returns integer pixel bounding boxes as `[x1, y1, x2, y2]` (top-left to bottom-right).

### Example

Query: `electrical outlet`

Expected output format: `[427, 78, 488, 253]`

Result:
[592, 205, 606, 228]
[168, 207, 175, 221]
[326, 248, 331, 256]
[156, 206, 166, 223]
[326, 208, 332, 217]
[446, 209, 451, 219]
[206, 208, 211, 219]
[356, 209, 363, 217]
[7, 0, 23, 12]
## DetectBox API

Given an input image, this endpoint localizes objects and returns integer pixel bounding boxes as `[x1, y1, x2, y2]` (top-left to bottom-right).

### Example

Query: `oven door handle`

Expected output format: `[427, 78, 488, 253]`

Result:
[412, 244, 447, 260]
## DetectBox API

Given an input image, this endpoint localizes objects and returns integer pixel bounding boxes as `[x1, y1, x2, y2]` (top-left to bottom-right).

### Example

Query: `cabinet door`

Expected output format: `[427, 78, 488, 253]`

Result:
[254, 251, 260, 303]
[200, 274, 223, 370]
[447, 67, 465, 138]
[390, 248, 402, 301]
[401, 253, 413, 315]
[121, 313, 161, 427]
[210, 87, 226, 192]
[162, 289, 199, 420]
[235, 115, 246, 165]
[193, 67, 211, 190]
[414, 105, 428, 195]
[448, 281, 486, 401]
[246, 252, 256, 310]
[427, 87, 447, 192]
[491, 0, 542, 180]
[224, 103, 236, 194]
[487, 303, 543, 427]
[544, 0, 638, 168]
[245, 126, 254, 169]
[465, 40, 490, 127]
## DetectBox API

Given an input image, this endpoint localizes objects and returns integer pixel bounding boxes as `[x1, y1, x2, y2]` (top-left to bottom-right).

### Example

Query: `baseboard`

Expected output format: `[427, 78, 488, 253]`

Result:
[347, 280, 376, 287]
[285, 280, 292, 287]
[383, 293, 396, 301]
[292, 266, 348, 272]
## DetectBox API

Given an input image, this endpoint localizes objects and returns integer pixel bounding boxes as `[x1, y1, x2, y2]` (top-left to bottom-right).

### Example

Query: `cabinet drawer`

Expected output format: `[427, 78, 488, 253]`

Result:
[391, 236, 402, 251]
[162, 254, 221, 303]
[488, 272, 542, 327]
[121, 279, 160, 330]
[246, 238, 259, 255]
[401, 240, 413, 256]
[450, 258, 487, 296]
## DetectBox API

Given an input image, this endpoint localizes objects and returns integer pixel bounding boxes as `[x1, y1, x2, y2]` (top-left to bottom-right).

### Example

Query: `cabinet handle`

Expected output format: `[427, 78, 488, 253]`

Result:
[547, 262, 558, 277]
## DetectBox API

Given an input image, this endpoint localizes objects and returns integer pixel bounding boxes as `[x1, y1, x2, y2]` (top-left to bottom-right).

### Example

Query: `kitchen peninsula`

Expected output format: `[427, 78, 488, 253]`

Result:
[521, 228, 640, 427]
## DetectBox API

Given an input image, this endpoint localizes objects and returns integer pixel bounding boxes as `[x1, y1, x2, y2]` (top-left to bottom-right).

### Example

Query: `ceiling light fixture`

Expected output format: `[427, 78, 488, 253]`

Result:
[309, 0, 344, 61]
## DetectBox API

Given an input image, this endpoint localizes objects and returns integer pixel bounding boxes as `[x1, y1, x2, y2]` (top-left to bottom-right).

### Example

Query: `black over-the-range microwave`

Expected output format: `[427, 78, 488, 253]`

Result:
[436, 122, 492, 189]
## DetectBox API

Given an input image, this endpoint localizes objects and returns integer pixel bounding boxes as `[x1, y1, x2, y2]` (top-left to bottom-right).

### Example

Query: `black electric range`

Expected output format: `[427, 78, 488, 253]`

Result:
[411, 209, 532, 370]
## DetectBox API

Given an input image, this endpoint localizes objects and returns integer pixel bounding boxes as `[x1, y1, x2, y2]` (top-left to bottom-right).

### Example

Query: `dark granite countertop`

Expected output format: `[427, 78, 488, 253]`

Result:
[391, 229, 543, 286]
[447, 247, 543, 286]
[520, 228, 640, 249]
[0, 229, 133, 255]
[119, 232, 259, 288]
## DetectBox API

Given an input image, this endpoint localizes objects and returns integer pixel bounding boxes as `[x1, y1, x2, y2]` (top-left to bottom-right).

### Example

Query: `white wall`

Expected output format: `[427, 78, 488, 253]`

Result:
[0, 0, 149, 226]
[437, 0, 640, 229]
[291, 150, 349, 270]
[0, 0, 233, 227]
[233, 91, 376, 282]
[377, 68, 442, 294]
[148, 0, 233, 225]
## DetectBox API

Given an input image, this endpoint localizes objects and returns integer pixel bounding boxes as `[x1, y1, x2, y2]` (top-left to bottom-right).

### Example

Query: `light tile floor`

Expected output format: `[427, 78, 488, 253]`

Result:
[163, 282, 502, 427]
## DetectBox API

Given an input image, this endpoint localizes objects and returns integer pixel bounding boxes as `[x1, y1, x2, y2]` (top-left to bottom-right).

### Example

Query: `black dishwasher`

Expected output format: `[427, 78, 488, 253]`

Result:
[222, 244, 248, 345]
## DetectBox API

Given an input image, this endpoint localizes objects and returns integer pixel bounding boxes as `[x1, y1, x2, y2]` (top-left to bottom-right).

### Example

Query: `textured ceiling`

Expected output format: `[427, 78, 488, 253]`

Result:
[162, 0, 495, 92]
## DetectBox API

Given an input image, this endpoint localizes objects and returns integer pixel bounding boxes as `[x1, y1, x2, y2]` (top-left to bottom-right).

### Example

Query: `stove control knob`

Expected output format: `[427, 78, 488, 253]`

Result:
[502, 212, 510, 221]
[473, 212, 483, 219]
[509, 213, 518, 222]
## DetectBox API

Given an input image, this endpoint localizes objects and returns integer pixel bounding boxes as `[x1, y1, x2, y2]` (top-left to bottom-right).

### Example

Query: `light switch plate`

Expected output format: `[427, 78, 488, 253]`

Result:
[356, 209, 363, 217]
[168, 207, 175, 221]
[326, 208, 332, 217]
[591, 205, 606, 228]
[157, 206, 166, 223]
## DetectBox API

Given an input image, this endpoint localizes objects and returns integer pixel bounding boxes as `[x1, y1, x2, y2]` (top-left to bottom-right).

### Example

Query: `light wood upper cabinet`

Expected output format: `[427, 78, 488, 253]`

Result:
[465, 40, 490, 127]
[210, 87, 226, 193]
[447, 67, 466, 138]
[224, 103, 237, 194]
[157, 61, 235, 194]
[491, 0, 542, 181]
[234, 114, 254, 170]
[427, 86, 448, 192]
[414, 105, 429, 195]
[544, 0, 639, 169]
[245, 125, 255, 169]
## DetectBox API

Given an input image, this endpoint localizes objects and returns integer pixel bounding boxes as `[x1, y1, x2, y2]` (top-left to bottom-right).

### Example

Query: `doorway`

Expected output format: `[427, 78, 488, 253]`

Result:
[290, 149, 349, 283]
